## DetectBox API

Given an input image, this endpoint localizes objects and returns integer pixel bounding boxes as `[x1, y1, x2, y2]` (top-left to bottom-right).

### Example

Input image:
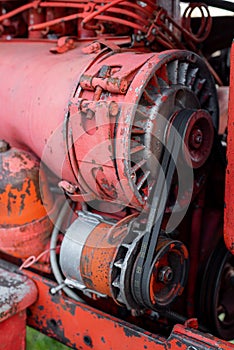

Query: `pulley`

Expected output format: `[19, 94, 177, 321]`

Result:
[199, 240, 234, 340]
[132, 237, 188, 309]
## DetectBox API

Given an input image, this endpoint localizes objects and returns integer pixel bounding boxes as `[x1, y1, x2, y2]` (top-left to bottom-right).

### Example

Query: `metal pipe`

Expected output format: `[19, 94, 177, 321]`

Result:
[181, 0, 234, 12]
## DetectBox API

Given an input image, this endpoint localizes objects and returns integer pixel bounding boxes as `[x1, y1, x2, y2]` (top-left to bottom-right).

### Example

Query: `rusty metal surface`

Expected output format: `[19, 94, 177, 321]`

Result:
[0, 145, 53, 225]
[0, 264, 37, 350]
[0, 266, 37, 322]
[24, 269, 234, 350]
[0, 144, 55, 258]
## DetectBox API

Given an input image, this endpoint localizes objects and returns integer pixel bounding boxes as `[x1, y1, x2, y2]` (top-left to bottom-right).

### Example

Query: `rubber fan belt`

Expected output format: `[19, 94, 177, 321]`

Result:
[133, 109, 195, 308]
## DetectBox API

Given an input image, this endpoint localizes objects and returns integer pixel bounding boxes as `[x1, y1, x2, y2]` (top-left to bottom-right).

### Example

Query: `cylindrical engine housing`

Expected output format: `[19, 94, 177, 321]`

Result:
[0, 40, 218, 210]
[0, 41, 95, 182]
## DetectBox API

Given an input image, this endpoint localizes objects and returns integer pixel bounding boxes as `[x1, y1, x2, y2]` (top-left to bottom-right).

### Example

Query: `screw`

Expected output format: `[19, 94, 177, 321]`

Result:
[190, 128, 203, 149]
[109, 101, 119, 117]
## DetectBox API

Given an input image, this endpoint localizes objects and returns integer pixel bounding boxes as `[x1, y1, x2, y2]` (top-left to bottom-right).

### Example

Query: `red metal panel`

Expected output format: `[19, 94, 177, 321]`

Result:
[0, 312, 27, 350]
[225, 41, 234, 254]
[25, 270, 234, 350]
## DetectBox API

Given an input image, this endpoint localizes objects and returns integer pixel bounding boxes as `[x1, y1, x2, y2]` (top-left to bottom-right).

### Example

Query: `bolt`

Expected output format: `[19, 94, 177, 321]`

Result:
[131, 309, 144, 317]
[50, 283, 66, 295]
[120, 79, 128, 94]
[109, 101, 119, 117]
[195, 135, 202, 143]
[190, 128, 203, 149]
[158, 266, 173, 284]
[130, 171, 136, 182]
[58, 180, 76, 194]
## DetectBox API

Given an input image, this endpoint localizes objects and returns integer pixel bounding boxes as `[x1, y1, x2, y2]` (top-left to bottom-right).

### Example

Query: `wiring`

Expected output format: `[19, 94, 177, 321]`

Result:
[180, 0, 234, 12]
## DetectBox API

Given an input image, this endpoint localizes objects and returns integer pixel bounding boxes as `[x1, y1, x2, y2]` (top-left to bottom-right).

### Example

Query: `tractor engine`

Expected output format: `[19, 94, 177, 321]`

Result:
[0, 0, 233, 348]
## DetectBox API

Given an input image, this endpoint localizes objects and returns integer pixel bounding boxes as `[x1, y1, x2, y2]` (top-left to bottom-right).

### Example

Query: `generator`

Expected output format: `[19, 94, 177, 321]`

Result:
[0, 0, 233, 349]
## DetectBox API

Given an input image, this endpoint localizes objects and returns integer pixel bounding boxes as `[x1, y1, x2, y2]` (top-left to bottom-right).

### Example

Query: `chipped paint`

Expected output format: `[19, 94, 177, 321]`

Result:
[0, 267, 37, 322]
[23, 271, 234, 350]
